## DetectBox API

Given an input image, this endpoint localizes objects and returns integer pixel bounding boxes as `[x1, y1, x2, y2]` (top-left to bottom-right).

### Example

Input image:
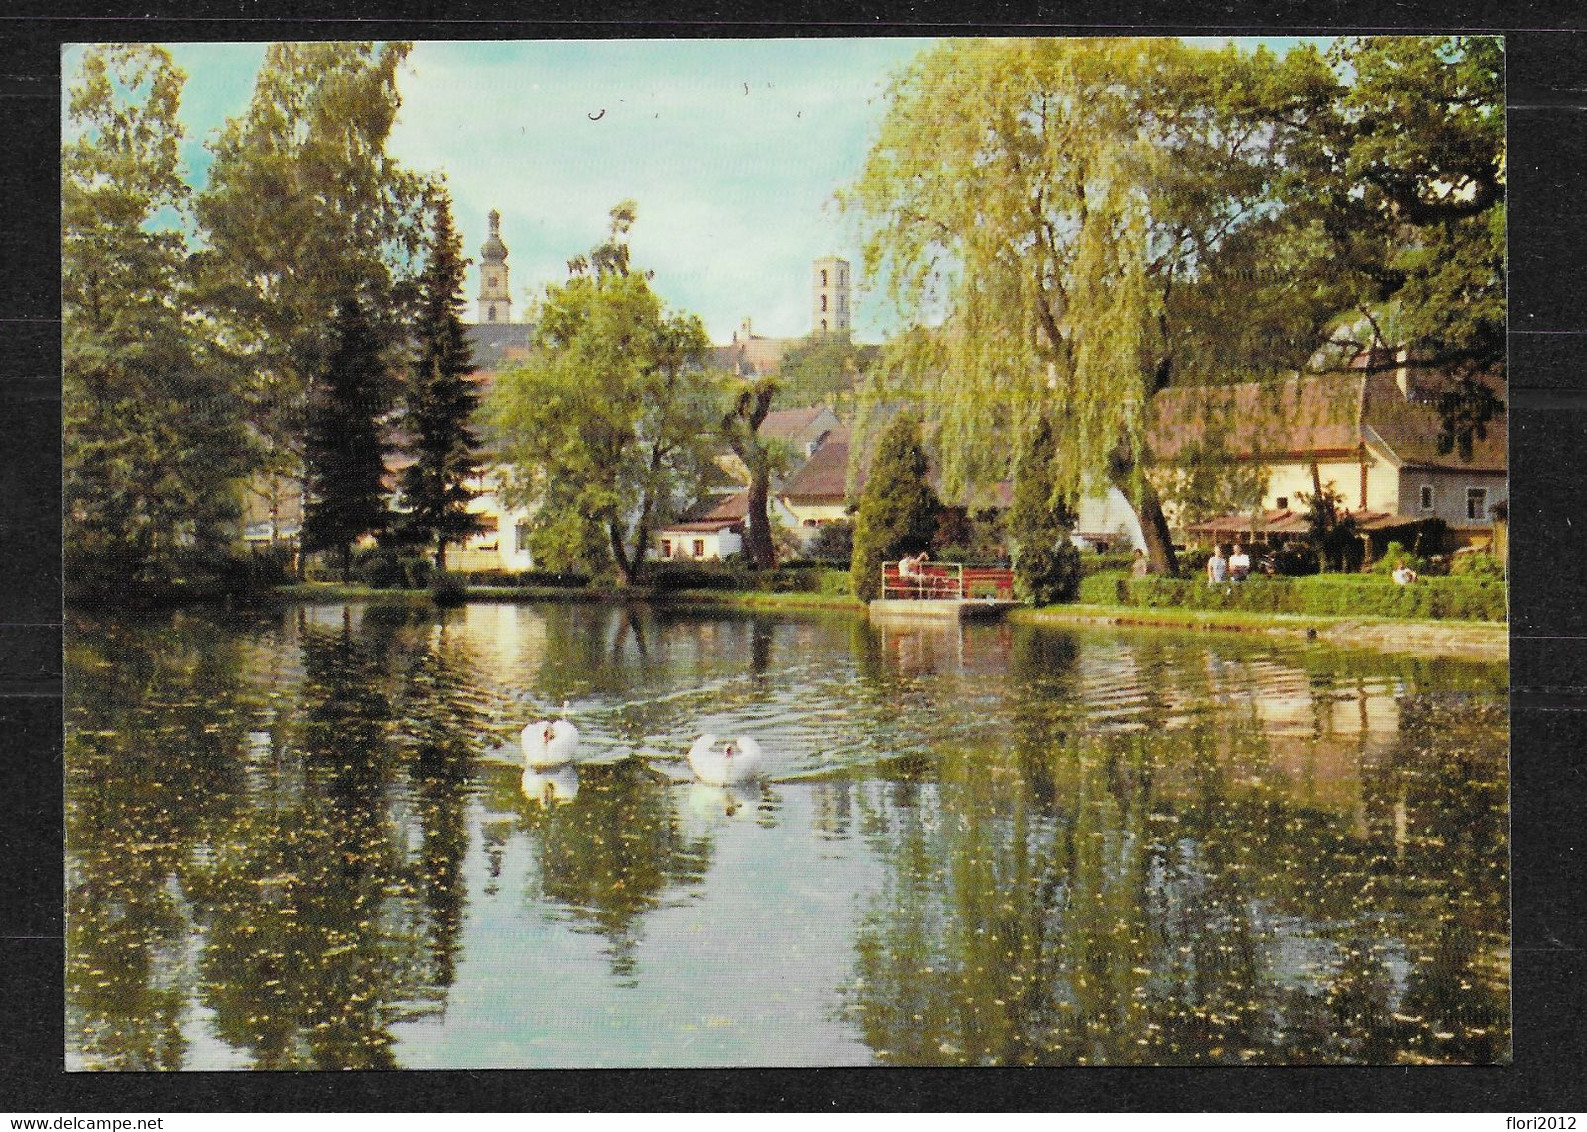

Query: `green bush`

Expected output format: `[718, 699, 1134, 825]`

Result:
[1078, 570, 1130, 605]
[1449, 551, 1506, 581]
[429, 571, 467, 606]
[353, 546, 404, 588]
[1370, 541, 1430, 576]
[1080, 551, 1139, 577]
[1076, 569, 1504, 621]
[461, 568, 589, 588]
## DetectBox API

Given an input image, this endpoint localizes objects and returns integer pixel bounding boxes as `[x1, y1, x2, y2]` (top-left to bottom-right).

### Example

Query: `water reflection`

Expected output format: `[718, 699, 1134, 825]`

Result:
[65, 604, 1508, 1068]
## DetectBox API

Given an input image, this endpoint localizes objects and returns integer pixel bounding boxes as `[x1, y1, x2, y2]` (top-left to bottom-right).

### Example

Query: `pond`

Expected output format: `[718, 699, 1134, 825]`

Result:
[64, 602, 1509, 1069]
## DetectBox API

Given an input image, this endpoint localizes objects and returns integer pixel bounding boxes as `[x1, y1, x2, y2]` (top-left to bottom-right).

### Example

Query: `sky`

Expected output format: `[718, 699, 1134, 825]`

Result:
[64, 37, 1331, 345]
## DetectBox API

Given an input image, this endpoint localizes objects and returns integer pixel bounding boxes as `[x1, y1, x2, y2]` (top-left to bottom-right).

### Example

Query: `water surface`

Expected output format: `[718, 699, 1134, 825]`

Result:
[65, 602, 1509, 1068]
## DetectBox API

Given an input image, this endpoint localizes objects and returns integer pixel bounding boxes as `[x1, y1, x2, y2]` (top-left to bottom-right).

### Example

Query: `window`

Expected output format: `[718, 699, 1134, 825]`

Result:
[476, 516, 498, 534]
[803, 519, 818, 527]
[487, 306, 496, 322]
[516, 521, 531, 553]
[1419, 484, 1434, 512]
[692, 539, 705, 558]
[821, 294, 828, 312]
[820, 319, 827, 332]
[1466, 487, 1488, 520]
[660, 539, 672, 559]
[1275, 496, 1288, 510]
[820, 269, 828, 286]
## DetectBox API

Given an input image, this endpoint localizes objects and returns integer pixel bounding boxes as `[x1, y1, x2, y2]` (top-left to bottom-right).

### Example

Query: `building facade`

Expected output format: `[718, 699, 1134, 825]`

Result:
[477, 209, 512, 324]
[811, 256, 850, 335]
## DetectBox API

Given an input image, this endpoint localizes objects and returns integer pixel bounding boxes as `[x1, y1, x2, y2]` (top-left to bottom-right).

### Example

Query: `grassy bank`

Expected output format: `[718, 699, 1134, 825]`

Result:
[267, 581, 862, 612]
[1014, 602, 1508, 662]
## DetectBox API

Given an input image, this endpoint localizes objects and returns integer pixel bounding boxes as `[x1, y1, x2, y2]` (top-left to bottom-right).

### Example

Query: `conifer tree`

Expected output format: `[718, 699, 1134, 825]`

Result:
[1008, 416, 1082, 605]
[302, 299, 393, 581]
[400, 194, 485, 571]
[850, 413, 939, 601]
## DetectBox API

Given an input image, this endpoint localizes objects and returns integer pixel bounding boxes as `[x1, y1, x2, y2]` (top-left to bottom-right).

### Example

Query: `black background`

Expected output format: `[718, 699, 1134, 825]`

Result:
[4, 1, 1583, 1113]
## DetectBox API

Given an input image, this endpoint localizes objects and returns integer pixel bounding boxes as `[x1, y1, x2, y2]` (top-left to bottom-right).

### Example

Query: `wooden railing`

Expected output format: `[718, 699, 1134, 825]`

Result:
[881, 562, 1015, 600]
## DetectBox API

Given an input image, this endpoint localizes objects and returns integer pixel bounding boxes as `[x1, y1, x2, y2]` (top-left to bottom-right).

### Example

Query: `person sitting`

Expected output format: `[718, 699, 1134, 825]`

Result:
[1392, 560, 1418, 585]
[1229, 543, 1251, 582]
[898, 552, 922, 596]
[1206, 545, 1228, 586]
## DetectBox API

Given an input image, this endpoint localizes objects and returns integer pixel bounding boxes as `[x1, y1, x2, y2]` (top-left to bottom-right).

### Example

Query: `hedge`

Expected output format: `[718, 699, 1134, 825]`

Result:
[1077, 570, 1506, 622]
[644, 563, 851, 596]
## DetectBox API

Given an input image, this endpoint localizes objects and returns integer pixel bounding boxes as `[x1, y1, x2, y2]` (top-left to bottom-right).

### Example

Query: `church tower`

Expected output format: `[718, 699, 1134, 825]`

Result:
[477, 210, 512, 324]
[811, 256, 850, 335]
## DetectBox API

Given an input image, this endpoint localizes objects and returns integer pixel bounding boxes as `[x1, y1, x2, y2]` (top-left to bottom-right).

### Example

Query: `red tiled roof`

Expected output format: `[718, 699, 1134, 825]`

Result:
[1147, 372, 1507, 474]
[679, 490, 748, 523]
[1185, 508, 1432, 536]
[779, 429, 853, 501]
[1148, 376, 1365, 462]
[760, 406, 828, 443]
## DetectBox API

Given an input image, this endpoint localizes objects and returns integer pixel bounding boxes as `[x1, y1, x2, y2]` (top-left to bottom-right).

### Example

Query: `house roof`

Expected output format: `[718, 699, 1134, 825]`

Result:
[779, 428, 853, 501]
[1148, 371, 1507, 474]
[682, 490, 748, 523]
[465, 322, 536, 371]
[758, 406, 823, 441]
[1185, 507, 1438, 537]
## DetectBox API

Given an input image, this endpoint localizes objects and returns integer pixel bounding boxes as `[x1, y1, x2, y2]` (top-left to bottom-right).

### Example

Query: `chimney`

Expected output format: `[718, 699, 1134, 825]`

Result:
[1395, 346, 1412, 400]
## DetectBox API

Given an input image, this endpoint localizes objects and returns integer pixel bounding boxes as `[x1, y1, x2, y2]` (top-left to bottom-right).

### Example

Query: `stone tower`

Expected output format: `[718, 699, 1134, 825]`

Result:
[477, 209, 512, 324]
[811, 256, 850, 335]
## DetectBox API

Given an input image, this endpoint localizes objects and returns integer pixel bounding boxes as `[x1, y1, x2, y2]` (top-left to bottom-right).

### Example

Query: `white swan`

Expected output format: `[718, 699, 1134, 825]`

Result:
[521, 764, 579, 806]
[521, 701, 579, 769]
[686, 733, 764, 787]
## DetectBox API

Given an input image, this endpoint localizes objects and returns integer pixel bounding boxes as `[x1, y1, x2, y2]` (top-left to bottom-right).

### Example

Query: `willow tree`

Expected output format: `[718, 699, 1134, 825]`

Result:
[845, 38, 1342, 575]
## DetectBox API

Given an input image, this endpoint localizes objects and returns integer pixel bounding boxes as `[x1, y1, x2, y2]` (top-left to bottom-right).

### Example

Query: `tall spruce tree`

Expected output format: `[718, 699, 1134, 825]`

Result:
[400, 194, 485, 571]
[1008, 416, 1082, 605]
[850, 413, 939, 601]
[302, 299, 393, 581]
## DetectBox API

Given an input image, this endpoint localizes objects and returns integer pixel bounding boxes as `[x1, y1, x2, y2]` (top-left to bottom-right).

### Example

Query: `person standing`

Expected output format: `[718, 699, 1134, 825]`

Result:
[1207, 545, 1228, 586]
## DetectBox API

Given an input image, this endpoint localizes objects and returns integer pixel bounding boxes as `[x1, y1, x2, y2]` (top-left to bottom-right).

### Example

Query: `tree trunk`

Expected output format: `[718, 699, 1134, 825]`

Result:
[435, 541, 448, 573]
[1135, 481, 1178, 577]
[1109, 437, 1178, 577]
[745, 462, 778, 570]
[608, 517, 636, 586]
[341, 543, 353, 584]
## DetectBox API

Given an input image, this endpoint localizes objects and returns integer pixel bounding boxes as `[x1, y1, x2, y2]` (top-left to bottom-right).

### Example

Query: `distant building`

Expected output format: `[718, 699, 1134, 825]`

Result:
[1150, 362, 1508, 556]
[477, 209, 513, 324]
[811, 256, 850, 335]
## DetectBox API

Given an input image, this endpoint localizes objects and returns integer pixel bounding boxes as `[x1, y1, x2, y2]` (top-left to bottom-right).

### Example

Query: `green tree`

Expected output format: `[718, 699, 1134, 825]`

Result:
[1008, 417, 1082, 605]
[850, 413, 939, 600]
[193, 42, 428, 515]
[719, 379, 785, 570]
[775, 331, 878, 410]
[489, 203, 718, 585]
[399, 192, 485, 571]
[301, 300, 393, 581]
[63, 45, 251, 591]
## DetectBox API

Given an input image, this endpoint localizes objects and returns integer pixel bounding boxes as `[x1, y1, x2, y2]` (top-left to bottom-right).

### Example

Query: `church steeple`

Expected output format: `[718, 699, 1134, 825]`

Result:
[477, 209, 512, 324]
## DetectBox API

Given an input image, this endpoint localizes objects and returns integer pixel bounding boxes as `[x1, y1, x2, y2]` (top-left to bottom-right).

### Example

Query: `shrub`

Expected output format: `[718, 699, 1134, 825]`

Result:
[1080, 570, 1505, 622]
[353, 546, 405, 588]
[399, 555, 433, 590]
[429, 571, 467, 606]
[1078, 570, 1130, 605]
[1450, 551, 1506, 581]
[1371, 540, 1430, 577]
